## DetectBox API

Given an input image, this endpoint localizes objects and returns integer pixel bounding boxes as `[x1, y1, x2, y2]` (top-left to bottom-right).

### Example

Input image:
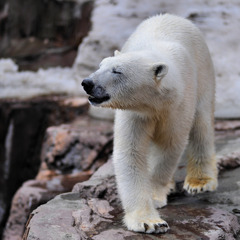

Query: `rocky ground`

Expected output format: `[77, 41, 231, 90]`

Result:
[0, 96, 89, 237]
[2, 112, 113, 240]
[22, 120, 240, 240]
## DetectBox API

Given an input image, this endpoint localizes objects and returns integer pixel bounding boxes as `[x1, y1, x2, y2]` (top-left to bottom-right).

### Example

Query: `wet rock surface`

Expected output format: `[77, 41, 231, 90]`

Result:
[2, 115, 113, 240]
[23, 125, 240, 239]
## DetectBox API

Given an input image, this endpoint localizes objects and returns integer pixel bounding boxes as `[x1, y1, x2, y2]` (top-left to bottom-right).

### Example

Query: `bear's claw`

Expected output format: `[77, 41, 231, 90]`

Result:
[136, 220, 169, 233]
[125, 215, 169, 234]
[183, 176, 217, 195]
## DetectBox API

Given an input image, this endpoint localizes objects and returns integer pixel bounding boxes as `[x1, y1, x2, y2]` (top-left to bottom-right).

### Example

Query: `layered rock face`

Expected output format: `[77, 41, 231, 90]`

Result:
[3, 115, 113, 240]
[0, 0, 94, 236]
[0, 97, 89, 237]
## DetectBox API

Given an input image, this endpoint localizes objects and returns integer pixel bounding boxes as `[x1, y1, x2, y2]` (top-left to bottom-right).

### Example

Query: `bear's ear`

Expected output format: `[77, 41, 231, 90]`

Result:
[114, 50, 121, 56]
[152, 63, 168, 82]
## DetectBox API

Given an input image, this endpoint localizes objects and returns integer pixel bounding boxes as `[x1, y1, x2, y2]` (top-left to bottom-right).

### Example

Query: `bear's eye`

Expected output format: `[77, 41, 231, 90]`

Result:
[112, 68, 122, 74]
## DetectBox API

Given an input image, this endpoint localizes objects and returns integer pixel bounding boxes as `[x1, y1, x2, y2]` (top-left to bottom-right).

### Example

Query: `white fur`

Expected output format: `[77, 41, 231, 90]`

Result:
[85, 14, 218, 234]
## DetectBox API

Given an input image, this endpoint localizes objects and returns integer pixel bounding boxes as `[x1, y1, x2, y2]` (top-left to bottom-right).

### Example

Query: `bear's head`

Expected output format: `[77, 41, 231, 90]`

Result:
[82, 50, 168, 111]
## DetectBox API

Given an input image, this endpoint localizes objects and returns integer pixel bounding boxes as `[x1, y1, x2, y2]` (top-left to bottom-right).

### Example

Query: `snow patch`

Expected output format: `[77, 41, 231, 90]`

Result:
[74, 0, 240, 118]
[0, 59, 86, 99]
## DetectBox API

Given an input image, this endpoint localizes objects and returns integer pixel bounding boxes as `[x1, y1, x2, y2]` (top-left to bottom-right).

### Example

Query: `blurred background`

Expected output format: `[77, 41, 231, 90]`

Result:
[0, 0, 240, 239]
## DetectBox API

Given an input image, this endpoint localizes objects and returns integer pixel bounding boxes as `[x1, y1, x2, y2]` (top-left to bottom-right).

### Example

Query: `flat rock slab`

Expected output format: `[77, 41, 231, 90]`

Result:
[91, 205, 239, 240]
[24, 130, 240, 240]
[24, 193, 84, 240]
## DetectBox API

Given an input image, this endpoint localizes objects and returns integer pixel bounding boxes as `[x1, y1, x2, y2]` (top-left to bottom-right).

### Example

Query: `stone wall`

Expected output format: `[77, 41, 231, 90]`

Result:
[0, 0, 93, 71]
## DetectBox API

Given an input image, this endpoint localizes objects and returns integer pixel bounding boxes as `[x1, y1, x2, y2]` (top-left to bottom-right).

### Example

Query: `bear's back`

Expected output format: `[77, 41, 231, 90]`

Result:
[122, 14, 209, 62]
[121, 14, 215, 103]
[137, 14, 201, 42]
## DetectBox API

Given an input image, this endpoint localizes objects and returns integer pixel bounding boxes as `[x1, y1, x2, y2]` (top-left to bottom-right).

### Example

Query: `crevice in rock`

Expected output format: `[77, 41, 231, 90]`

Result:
[48, 139, 80, 173]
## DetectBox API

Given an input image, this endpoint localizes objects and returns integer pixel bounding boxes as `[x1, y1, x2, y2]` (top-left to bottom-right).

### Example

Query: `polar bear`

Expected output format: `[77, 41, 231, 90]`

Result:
[82, 14, 218, 234]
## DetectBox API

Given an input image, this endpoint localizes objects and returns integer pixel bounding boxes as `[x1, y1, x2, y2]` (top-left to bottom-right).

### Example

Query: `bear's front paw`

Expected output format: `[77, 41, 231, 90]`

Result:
[183, 176, 218, 195]
[124, 211, 169, 234]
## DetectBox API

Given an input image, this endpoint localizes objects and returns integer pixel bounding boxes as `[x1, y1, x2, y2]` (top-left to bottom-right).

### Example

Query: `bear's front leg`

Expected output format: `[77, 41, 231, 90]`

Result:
[113, 111, 169, 233]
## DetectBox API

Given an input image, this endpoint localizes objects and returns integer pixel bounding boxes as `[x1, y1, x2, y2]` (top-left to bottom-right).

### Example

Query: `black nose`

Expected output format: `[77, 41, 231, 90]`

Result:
[82, 78, 94, 94]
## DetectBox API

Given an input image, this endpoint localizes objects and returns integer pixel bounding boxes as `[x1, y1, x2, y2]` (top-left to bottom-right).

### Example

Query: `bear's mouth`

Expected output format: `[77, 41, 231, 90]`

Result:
[88, 94, 110, 105]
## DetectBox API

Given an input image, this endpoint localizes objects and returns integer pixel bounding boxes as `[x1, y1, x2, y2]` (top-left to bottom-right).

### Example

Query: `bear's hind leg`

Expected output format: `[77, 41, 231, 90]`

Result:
[184, 109, 218, 195]
[149, 138, 186, 209]
[152, 178, 175, 209]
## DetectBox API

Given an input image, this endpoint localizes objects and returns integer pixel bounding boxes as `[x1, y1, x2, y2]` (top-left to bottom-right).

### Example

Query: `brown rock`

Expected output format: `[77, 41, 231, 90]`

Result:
[3, 180, 58, 240]
[3, 112, 113, 240]
[215, 120, 240, 131]
[215, 124, 240, 171]
[218, 152, 240, 170]
[0, 96, 88, 236]
[3, 169, 93, 240]
[72, 160, 119, 206]
[42, 115, 113, 173]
